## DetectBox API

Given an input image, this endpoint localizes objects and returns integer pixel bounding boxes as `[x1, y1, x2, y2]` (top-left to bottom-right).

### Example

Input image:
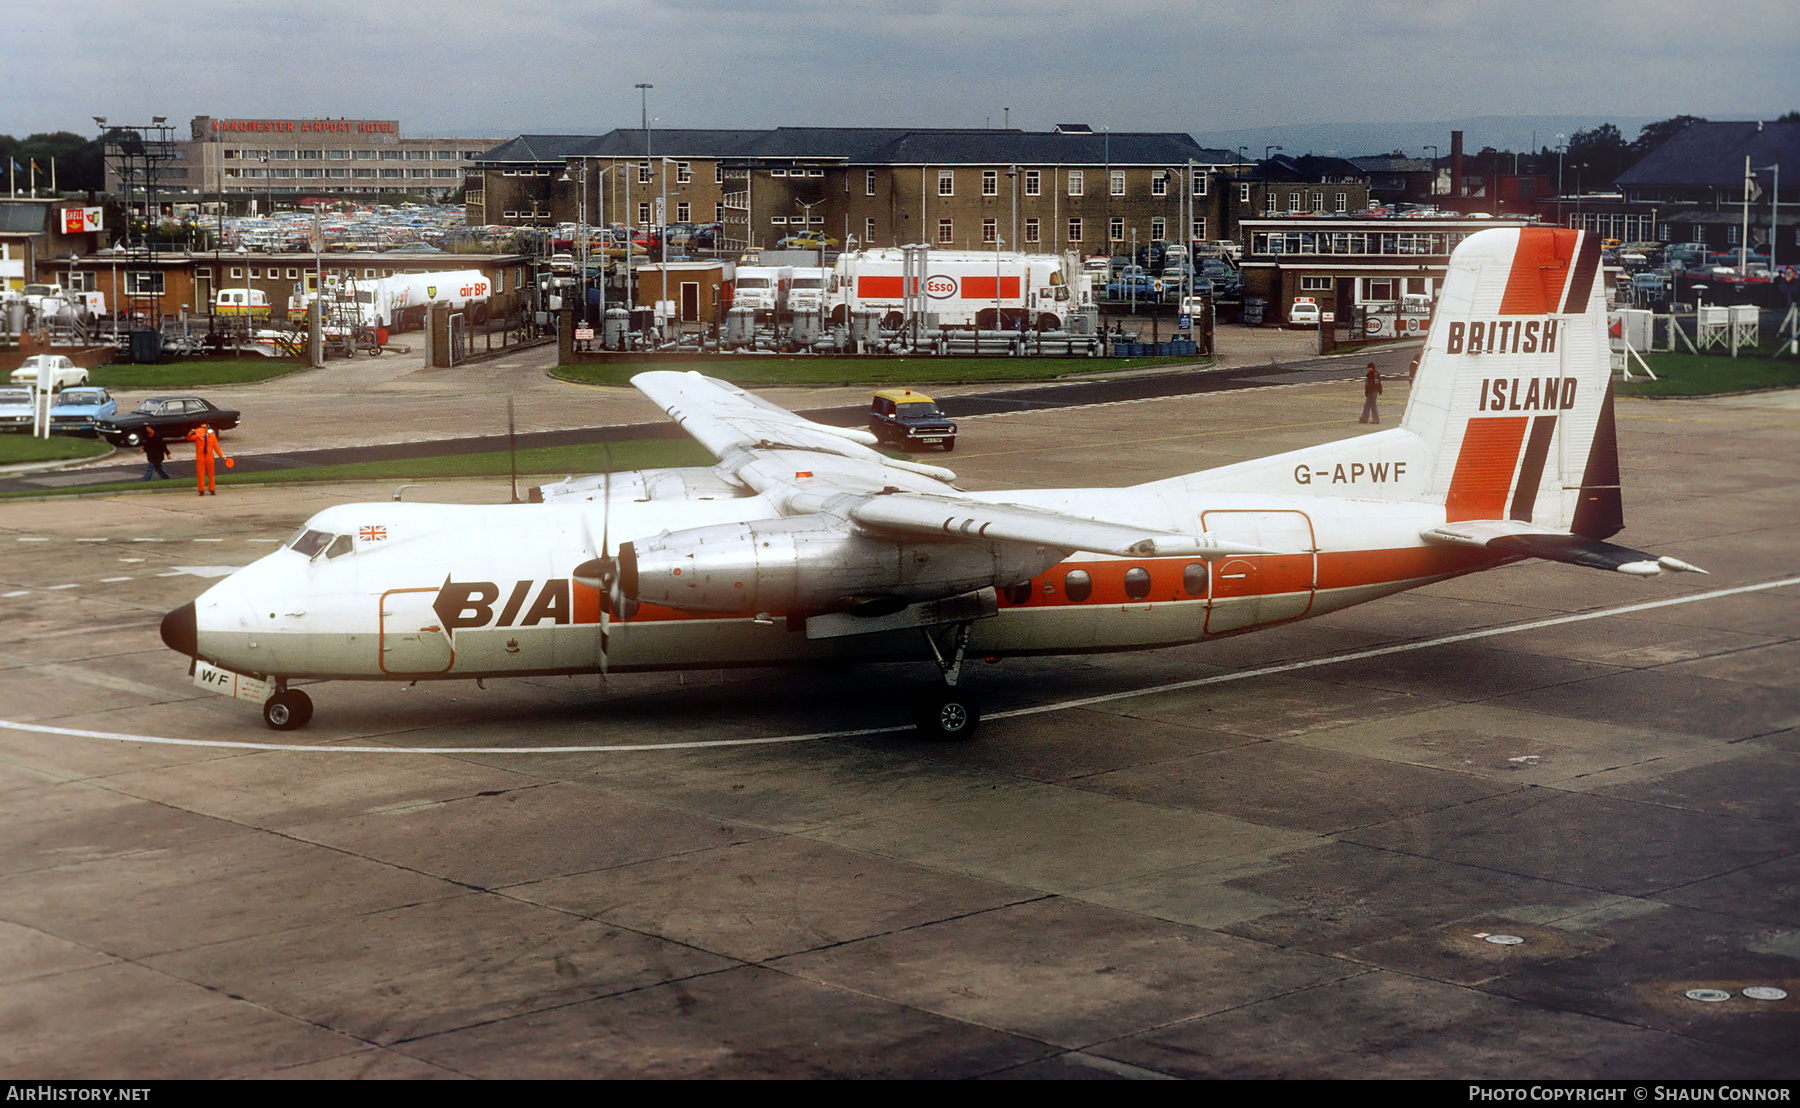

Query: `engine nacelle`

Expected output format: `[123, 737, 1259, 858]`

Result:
[619, 515, 1058, 614]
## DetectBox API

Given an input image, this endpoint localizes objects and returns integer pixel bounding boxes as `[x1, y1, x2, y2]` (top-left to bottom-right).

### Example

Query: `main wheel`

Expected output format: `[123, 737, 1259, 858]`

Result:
[262, 689, 313, 731]
[912, 683, 980, 741]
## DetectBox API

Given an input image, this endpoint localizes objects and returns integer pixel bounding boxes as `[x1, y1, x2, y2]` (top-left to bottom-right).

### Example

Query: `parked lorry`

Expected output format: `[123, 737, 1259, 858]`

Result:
[830, 249, 1090, 331]
[322, 270, 493, 330]
[732, 265, 790, 319]
[787, 266, 830, 321]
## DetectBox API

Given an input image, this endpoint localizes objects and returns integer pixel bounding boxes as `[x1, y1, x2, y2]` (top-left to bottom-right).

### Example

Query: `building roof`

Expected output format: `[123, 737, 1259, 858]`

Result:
[1614, 121, 1800, 189]
[1255, 154, 1370, 182]
[1350, 156, 1434, 173]
[476, 127, 1238, 167]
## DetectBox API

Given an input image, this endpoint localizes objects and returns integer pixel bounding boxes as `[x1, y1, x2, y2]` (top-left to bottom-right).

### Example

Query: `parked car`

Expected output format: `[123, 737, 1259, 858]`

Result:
[95, 396, 241, 448]
[868, 388, 956, 452]
[10, 354, 88, 390]
[1287, 297, 1322, 328]
[47, 387, 118, 434]
[776, 231, 840, 251]
[1105, 266, 1158, 300]
[0, 387, 36, 432]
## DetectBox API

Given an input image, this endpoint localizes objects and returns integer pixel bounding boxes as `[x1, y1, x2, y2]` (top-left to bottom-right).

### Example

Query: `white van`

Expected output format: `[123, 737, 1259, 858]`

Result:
[214, 288, 271, 319]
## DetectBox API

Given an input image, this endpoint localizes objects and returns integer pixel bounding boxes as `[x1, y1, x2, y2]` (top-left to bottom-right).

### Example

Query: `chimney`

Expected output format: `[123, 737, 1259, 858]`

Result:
[1451, 131, 1465, 198]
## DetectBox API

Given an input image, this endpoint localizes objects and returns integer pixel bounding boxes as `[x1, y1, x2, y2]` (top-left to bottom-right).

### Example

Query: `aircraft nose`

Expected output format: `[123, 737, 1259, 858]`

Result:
[160, 602, 197, 656]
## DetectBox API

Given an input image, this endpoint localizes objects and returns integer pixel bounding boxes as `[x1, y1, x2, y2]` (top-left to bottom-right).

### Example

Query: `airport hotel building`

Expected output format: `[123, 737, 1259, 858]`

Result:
[104, 116, 501, 207]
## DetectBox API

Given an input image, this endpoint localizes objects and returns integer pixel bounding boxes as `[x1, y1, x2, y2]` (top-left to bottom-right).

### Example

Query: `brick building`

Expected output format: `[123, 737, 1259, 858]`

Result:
[1226, 155, 1373, 241]
[469, 125, 1245, 255]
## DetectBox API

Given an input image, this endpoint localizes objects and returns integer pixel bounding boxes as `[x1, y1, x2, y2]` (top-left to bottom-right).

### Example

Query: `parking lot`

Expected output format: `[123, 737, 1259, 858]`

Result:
[0, 375, 1795, 1078]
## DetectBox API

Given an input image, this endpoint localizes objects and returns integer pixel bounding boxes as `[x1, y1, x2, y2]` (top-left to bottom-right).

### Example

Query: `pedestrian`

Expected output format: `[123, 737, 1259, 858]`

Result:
[1360, 362, 1384, 424]
[184, 423, 231, 496]
[140, 427, 171, 482]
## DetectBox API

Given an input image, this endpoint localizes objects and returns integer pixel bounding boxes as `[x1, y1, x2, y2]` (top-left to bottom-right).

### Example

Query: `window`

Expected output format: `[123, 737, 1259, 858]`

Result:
[1692, 225, 1706, 243]
[1364, 279, 1394, 301]
[1063, 570, 1092, 603]
[248, 268, 260, 279]
[1183, 563, 1208, 596]
[297, 149, 321, 160]
[125, 270, 164, 294]
[982, 170, 997, 196]
[379, 150, 401, 161]
[1288, 192, 1302, 212]
[408, 168, 429, 178]
[1123, 567, 1152, 602]
[937, 218, 954, 243]
[1336, 192, 1348, 213]
[715, 163, 724, 184]
[1068, 170, 1083, 197]
[1152, 174, 1168, 197]
[1239, 182, 1251, 203]
[1067, 217, 1082, 242]
[1111, 170, 1125, 196]
[1405, 277, 1429, 296]
[222, 149, 239, 160]
[638, 162, 651, 184]
[771, 216, 787, 225]
[406, 150, 430, 160]
[354, 168, 376, 178]
[1024, 217, 1039, 244]
[769, 168, 786, 177]
[273, 168, 294, 178]
[1193, 173, 1207, 196]
[380, 168, 401, 178]
[676, 161, 691, 183]
[865, 217, 876, 244]
[1300, 276, 1333, 291]
[229, 267, 243, 279]
[1109, 217, 1123, 241]
[938, 170, 954, 196]
[327, 149, 349, 160]
[865, 169, 876, 196]
[1726, 225, 1740, 244]
[1264, 191, 1278, 213]
[434, 150, 458, 160]
[676, 202, 689, 222]
[1311, 193, 1324, 212]
[286, 268, 300, 279]
[1151, 218, 1165, 240]
[1191, 217, 1206, 241]
[638, 202, 650, 224]
[983, 218, 997, 243]
[354, 150, 376, 160]
[1024, 170, 1040, 196]
[268, 150, 293, 160]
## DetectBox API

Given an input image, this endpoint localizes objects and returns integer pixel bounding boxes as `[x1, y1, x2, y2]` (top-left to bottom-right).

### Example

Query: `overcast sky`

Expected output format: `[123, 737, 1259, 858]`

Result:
[6, 0, 1796, 141]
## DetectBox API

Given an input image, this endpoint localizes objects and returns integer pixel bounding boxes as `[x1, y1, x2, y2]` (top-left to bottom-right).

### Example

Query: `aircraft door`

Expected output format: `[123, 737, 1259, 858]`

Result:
[379, 587, 454, 674]
[1200, 510, 1316, 634]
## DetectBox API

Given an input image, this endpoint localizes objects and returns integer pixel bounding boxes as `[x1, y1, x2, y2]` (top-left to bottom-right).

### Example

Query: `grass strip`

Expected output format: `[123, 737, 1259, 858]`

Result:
[554, 354, 1206, 388]
[0, 438, 716, 500]
[90, 358, 309, 389]
[0, 435, 114, 464]
[1619, 351, 1800, 397]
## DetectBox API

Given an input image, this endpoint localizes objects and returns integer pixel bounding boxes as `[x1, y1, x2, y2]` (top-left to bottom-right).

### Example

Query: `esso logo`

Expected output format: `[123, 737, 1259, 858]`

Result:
[1364, 317, 1382, 334]
[925, 275, 957, 299]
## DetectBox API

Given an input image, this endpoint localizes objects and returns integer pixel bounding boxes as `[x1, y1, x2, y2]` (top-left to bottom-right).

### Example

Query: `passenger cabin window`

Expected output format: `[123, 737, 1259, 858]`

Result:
[324, 534, 354, 559]
[1063, 569, 1092, 603]
[288, 529, 332, 557]
[1183, 562, 1209, 596]
[1123, 567, 1152, 601]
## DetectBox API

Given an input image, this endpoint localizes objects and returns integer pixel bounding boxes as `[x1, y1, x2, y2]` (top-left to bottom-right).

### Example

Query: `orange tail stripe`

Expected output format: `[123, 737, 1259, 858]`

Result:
[1445, 416, 1529, 521]
[1497, 227, 1580, 316]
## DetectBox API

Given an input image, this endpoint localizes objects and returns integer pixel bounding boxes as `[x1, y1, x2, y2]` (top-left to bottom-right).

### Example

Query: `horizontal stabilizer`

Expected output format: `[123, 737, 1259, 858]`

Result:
[852, 493, 1273, 558]
[1422, 521, 1706, 576]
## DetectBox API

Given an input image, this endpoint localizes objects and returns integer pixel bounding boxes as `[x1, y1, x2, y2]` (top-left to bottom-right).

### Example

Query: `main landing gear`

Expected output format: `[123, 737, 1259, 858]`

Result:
[914, 622, 980, 741]
[263, 681, 313, 731]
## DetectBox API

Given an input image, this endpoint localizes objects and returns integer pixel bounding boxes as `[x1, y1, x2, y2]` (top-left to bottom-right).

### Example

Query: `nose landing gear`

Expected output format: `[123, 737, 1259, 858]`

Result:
[915, 622, 981, 741]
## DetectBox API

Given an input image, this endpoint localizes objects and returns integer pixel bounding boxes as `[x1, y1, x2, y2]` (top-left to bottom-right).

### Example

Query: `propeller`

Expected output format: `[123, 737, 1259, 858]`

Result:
[571, 445, 621, 676]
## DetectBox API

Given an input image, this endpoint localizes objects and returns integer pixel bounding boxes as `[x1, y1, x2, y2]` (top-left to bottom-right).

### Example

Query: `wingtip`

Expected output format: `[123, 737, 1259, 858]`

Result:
[1658, 556, 1709, 574]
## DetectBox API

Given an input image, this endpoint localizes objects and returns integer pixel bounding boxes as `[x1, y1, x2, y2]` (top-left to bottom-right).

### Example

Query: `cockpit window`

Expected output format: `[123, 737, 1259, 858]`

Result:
[324, 534, 354, 559]
[288, 528, 332, 557]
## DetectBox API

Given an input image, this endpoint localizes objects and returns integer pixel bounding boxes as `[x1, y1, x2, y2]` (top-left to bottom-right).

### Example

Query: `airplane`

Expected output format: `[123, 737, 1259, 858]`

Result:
[159, 227, 1705, 738]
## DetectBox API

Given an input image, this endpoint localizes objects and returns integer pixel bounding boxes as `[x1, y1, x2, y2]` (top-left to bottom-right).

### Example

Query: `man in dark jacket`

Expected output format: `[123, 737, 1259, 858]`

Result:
[140, 428, 171, 481]
[1360, 363, 1384, 424]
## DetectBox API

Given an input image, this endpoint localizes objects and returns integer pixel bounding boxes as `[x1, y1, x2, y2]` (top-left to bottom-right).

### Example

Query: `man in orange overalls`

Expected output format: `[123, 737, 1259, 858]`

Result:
[185, 423, 231, 495]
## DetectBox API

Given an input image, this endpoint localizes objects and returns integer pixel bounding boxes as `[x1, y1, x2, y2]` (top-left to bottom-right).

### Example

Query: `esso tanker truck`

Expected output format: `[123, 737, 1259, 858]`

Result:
[829, 249, 1091, 331]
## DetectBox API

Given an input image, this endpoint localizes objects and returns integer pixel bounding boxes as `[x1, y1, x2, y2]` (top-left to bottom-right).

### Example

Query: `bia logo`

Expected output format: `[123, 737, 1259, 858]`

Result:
[925, 275, 957, 299]
[432, 578, 592, 635]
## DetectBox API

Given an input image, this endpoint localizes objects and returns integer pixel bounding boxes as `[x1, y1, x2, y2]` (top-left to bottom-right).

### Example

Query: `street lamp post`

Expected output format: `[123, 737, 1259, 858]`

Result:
[1266, 144, 1283, 163]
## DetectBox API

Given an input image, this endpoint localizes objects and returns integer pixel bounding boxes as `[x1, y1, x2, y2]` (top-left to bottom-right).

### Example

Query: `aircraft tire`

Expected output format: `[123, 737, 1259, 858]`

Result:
[913, 684, 980, 742]
[263, 690, 313, 731]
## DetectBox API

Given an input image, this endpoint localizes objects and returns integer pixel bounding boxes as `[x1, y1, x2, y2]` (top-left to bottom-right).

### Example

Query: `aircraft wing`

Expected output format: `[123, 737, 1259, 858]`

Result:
[632, 371, 1269, 558]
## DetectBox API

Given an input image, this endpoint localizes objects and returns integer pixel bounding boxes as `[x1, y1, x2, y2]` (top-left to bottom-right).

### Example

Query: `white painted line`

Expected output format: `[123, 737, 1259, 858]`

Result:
[100, 576, 133, 583]
[192, 538, 225, 543]
[118, 558, 146, 563]
[2, 591, 27, 598]
[0, 575, 1793, 757]
[46, 584, 77, 590]
[154, 572, 184, 578]
[76, 538, 109, 543]
[130, 538, 164, 543]
[16, 538, 48, 543]
[247, 539, 281, 544]
[171, 566, 244, 578]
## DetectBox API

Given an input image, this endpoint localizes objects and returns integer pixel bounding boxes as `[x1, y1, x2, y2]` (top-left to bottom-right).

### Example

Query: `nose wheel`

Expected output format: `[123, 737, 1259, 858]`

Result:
[915, 621, 981, 741]
[263, 689, 313, 731]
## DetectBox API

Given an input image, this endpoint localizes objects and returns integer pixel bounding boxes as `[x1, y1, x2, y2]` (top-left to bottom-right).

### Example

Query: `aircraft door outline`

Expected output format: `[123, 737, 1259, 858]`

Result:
[1200, 510, 1317, 634]
[379, 587, 455, 675]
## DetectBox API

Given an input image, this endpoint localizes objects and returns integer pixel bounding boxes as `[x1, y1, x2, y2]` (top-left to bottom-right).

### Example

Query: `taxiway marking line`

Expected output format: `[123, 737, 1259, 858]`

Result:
[0, 576, 1794, 756]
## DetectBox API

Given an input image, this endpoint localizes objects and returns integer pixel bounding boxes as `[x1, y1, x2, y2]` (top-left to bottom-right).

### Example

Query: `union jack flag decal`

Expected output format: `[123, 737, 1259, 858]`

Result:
[359, 526, 388, 542]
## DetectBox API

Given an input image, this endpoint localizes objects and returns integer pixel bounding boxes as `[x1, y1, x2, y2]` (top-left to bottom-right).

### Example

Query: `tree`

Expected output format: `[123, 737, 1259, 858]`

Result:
[1567, 123, 1629, 189]
[1629, 115, 1706, 161]
[1778, 110, 1799, 122]
[0, 132, 105, 193]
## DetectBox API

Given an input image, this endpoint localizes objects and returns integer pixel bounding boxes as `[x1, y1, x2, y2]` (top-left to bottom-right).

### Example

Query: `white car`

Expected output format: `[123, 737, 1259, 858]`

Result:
[1287, 298, 1322, 328]
[10, 354, 89, 390]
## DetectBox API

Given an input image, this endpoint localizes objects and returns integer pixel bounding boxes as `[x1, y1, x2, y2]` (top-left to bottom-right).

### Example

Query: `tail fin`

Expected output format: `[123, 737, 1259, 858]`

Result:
[1403, 227, 1622, 539]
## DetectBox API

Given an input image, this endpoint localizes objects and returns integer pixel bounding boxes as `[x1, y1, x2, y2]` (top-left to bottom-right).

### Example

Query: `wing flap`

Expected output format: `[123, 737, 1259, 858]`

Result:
[851, 493, 1270, 558]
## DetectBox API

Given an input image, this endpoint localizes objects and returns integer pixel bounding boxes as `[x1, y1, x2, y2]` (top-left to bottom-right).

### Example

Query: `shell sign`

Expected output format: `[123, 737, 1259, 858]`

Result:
[62, 207, 104, 234]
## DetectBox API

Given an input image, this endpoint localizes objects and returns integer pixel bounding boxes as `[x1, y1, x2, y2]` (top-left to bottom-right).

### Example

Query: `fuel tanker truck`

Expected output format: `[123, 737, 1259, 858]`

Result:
[829, 249, 1093, 332]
